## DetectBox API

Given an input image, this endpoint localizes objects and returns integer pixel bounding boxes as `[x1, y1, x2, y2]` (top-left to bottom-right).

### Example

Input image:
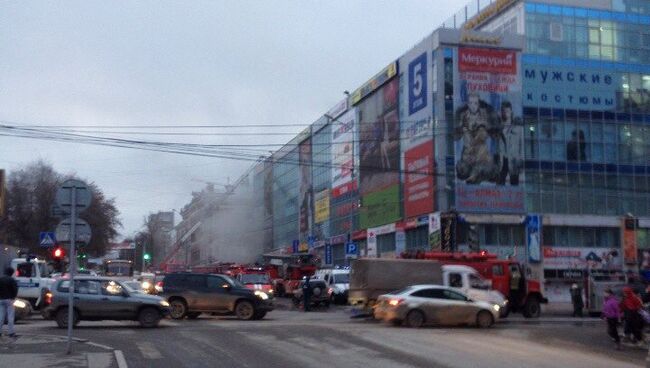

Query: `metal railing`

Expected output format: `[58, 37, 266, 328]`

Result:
[441, 0, 500, 29]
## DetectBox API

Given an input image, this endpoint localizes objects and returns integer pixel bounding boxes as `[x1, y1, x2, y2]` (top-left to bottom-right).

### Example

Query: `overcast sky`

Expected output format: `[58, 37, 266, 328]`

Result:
[0, 1, 460, 239]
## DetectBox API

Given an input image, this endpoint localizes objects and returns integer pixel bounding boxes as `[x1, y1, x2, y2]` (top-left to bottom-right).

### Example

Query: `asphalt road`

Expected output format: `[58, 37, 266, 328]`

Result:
[13, 304, 648, 368]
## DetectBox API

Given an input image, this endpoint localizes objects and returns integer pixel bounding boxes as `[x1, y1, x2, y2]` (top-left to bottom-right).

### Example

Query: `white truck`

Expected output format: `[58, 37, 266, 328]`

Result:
[348, 258, 507, 316]
[11, 257, 56, 309]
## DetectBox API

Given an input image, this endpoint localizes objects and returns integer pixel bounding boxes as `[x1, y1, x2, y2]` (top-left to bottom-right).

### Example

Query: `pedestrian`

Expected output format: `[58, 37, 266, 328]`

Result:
[620, 286, 644, 345]
[0, 267, 18, 339]
[302, 276, 312, 312]
[570, 283, 584, 318]
[602, 289, 621, 350]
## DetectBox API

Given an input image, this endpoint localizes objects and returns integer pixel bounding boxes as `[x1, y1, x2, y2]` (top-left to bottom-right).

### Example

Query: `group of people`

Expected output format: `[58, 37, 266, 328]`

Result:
[0, 267, 19, 340]
[602, 287, 647, 350]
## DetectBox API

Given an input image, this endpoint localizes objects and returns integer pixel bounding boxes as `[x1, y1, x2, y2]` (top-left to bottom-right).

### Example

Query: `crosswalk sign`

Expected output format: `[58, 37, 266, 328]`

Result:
[39, 232, 56, 248]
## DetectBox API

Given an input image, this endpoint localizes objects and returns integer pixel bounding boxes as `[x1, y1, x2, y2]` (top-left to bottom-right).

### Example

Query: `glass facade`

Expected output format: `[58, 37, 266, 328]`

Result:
[272, 147, 299, 249]
[312, 123, 331, 242]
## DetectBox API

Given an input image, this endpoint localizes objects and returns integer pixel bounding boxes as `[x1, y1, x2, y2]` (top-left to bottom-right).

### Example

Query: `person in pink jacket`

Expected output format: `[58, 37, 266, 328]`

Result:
[602, 289, 621, 350]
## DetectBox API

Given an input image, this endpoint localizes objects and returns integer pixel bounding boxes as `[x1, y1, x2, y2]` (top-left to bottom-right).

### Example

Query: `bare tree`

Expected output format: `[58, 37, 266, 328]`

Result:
[2, 160, 121, 257]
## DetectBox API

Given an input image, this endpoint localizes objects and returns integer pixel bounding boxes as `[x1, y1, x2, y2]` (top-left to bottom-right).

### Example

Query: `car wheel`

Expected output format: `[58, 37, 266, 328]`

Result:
[169, 299, 187, 320]
[252, 311, 267, 320]
[477, 310, 494, 328]
[522, 296, 541, 318]
[55, 308, 78, 329]
[186, 312, 201, 320]
[405, 310, 425, 328]
[235, 300, 255, 320]
[312, 286, 322, 297]
[138, 307, 162, 328]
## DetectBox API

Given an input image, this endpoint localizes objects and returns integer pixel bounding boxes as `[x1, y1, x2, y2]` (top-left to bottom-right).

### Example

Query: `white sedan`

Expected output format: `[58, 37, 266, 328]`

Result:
[374, 285, 500, 328]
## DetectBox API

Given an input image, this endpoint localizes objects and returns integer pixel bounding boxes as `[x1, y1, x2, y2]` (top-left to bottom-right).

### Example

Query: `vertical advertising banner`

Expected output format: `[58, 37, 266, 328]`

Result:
[367, 230, 377, 258]
[428, 212, 441, 251]
[314, 189, 330, 224]
[399, 40, 435, 219]
[299, 139, 313, 241]
[358, 77, 401, 228]
[526, 214, 541, 263]
[331, 109, 357, 198]
[623, 218, 638, 265]
[453, 47, 524, 213]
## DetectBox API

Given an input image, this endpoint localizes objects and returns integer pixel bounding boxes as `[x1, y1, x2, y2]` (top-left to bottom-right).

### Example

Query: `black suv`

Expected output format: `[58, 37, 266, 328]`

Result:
[160, 273, 273, 320]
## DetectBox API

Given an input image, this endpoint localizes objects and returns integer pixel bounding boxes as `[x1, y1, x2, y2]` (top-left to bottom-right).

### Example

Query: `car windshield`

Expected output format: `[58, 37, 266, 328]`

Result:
[240, 274, 269, 284]
[333, 273, 349, 283]
[222, 275, 245, 288]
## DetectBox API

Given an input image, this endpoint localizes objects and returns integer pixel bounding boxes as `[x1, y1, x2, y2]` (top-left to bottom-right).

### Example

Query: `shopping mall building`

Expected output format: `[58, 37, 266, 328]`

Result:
[252, 0, 650, 302]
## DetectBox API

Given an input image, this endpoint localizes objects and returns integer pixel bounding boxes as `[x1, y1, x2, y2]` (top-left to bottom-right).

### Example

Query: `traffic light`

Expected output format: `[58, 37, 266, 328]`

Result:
[52, 247, 65, 262]
[143, 253, 151, 262]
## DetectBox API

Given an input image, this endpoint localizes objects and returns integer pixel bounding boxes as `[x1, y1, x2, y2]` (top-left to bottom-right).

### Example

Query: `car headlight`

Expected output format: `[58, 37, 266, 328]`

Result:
[142, 281, 152, 290]
[254, 290, 269, 300]
[493, 304, 500, 312]
[13, 300, 27, 309]
[160, 300, 170, 307]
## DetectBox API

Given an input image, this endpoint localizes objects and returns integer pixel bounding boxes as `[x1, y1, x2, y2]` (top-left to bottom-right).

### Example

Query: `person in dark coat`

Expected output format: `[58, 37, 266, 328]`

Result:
[621, 286, 644, 344]
[570, 283, 584, 317]
[0, 267, 18, 338]
[302, 276, 312, 312]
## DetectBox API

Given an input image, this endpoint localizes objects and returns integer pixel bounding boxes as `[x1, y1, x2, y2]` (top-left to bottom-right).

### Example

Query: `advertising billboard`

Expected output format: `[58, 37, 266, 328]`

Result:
[399, 41, 435, 219]
[299, 139, 313, 241]
[358, 77, 401, 228]
[542, 246, 622, 270]
[314, 189, 330, 224]
[453, 47, 524, 213]
[331, 109, 356, 198]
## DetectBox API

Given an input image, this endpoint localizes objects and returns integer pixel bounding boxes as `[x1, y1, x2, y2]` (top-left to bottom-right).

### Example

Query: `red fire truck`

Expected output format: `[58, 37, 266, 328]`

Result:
[401, 251, 547, 318]
[232, 267, 275, 295]
[266, 254, 317, 297]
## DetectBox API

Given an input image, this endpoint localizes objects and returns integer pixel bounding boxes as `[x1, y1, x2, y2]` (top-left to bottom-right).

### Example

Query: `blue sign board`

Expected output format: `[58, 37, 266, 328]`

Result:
[292, 239, 299, 254]
[345, 242, 357, 256]
[39, 232, 56, 248]
[408, 52, 427, 115]
[325, 244, 333, 265]
[526, 215, 542, 263]
[308, 235, 315, 249]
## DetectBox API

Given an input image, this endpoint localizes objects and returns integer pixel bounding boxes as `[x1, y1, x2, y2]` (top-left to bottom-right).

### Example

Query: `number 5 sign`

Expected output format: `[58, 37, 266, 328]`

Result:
[408, 52, 427, 115]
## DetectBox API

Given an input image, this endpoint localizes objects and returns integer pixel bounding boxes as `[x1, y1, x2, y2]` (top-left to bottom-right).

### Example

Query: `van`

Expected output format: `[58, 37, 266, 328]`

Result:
[314, 268, 349, 304]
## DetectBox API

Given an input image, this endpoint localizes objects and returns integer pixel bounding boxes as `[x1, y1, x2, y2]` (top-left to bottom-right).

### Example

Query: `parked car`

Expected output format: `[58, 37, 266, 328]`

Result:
[374, 285, 500, 328]
[160, 272, 274, 320]
[41, 276, 170, 328]
[2, 298, 31, 325]
[292, 279, 331, 309]
[314, 268, 349, 304]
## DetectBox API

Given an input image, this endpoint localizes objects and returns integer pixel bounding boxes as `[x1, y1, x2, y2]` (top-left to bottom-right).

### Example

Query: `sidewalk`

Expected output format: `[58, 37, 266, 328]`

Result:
[0, 333, 122, 368]
[502, 302, 602, 324]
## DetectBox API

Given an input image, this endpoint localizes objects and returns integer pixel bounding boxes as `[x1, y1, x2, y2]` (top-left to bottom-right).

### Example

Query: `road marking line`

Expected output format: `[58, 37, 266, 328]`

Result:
[114, 350, 128, 368]
[136, 341, 163, 359]
[86, 342, 114, 350]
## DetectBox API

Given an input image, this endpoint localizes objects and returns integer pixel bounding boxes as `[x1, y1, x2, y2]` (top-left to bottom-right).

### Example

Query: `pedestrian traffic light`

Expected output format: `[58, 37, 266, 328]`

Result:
[143, 253, 151, 261]
[53, 247, 65, 259]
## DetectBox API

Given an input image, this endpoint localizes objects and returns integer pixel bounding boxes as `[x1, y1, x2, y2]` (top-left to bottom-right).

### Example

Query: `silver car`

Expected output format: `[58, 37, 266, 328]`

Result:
[374, 285, 500, 328]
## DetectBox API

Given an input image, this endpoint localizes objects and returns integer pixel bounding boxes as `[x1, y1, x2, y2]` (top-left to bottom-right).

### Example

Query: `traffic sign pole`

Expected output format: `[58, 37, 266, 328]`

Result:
[67, 184, 76, 354]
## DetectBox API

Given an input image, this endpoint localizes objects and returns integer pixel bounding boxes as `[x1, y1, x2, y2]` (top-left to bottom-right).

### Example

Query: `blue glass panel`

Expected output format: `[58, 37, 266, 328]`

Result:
[604, 111, 616, 121]
[606, 164, 617, 173]
[536, 4, 549, 14]
[601, 62, 615, 71]
[580, 163, 593, 172]
[645, 115, 650, 124]
[525, 160, 539, 170]
[579, 110, 590, 120]
[541, 161, 553, 170]
[540, 108, 552, 117]
[574, 8, 587, 18]
[567, 110, 578, 119]
[525, 3, 536, 13]
[593, 163, 605, 172]
[612, 13, 626, 22]
[627, 14, 640, 23]
[522, 54, 536, 64]
[523, 107, 538, 117]
[587, 10, 600, 19]
[640, 16, 650, 25]
[592, 111, 603, 120]
[445, 156, 454, 166]
[588, 60, 602, 69]
[620, 165, 634, 174]
[553, 109, 564, 119]
[598, 11, 611, 20]
[549, 6, 561, 15]
[443, 48, 453, 58]
[567, 162, 579, 172]
[554, 162, 566, 171]
[617, 113, 631, 122]
[635, 166, 646, 175]
[633, 114, 644, 123]
[562, 7, 574, 17]
[549, 57, 563, 66]
[537, 56, 550, 65]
